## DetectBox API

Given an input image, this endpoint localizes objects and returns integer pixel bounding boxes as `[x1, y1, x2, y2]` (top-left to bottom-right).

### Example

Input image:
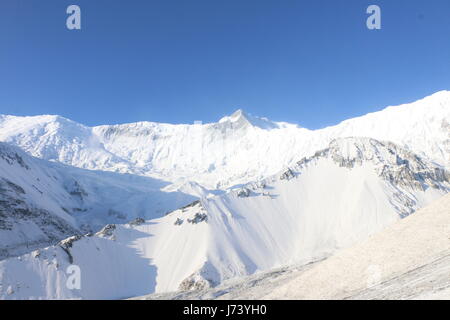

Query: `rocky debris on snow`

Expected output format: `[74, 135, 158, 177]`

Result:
[237, 187, 251, 198]
[179, 276, 212, 291]
[187, 213, 208, 224]
[58, 235, 83, 264]
[31, 250, 41, 258]
[174, 218, 184, 226]
[280, 168, 295, 181]
[179, 272, 215, 291]
[59, 235, 83, 250]
[181, 200, 201, 212]
[165, 200, 202, 216]
[262, 192, 275, 199]
[96, 224, 116, 237]
[0, 178, 26, 195]
[128, 217, 145, 226]
[0, 146, 29, 170]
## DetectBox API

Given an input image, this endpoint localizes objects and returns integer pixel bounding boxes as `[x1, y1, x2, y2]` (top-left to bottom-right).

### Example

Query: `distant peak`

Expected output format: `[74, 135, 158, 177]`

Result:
[220, 109, 248, 123]
[218, 109, 283, 130]
[229, 109, 248, 121]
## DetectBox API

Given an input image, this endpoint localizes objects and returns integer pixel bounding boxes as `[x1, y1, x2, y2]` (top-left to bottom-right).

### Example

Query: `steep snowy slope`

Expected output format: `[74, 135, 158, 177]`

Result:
[138, 193, 450, 300]
[0, 142, 195, 260]
[0, 91, 449, 189]
[1, 137, 448, 299]
[263, 192, 450, 300]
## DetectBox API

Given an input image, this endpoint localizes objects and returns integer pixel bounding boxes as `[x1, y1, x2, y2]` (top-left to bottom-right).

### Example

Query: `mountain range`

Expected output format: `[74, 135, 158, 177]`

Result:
[0, 91, 449, 299]
[1, 90, 448, 190]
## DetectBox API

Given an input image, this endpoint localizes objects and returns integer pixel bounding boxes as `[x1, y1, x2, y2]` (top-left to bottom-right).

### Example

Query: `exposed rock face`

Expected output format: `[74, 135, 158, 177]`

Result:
[59, 235, 83, 249]
[294, 138, 450, 192]
[165, 200, 208, 226]
[128, 217, 145, 226]
[237, 187, 251, 198]
[174, 218, 183, 226]
[0, 178, 25, 195]
[187, 213, 208, 224]
[96, 224, 116, 237]
[179, 275, 212, 291]
[178, 263, 219, 291]
[280, 168, 295, 181]
[236, 137, 450, 221]
[180, 200, 201, 212]
[0, 178, 79, 260]
[0, 143, 81, 260]
[0, 207, 78, 260]
[0, 148, 29, 170]
[58, 235, 83, 264]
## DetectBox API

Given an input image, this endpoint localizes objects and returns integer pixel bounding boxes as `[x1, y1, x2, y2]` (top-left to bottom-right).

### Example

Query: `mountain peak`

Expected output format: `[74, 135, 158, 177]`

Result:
[218, 109, 281, 130]
[229, 109, 248, 121]
[219, 109, 249, 123]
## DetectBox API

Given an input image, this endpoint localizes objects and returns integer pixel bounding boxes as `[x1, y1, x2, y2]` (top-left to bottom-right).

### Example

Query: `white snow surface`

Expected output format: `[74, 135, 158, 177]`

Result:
[0, 137, 448, 299]
[263, 192, 450, 300]
[0, 91, 449, 189]
[136, 193, 450, 300]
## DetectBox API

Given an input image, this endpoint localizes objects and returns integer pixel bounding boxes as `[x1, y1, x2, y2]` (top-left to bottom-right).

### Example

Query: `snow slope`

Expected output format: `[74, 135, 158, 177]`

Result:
[0, 141, 195, 260]
[263, 192, 450, 300]
[0, 91, 449, 189]
[138, 193, 450, 301]
[1, 137, 448, 299]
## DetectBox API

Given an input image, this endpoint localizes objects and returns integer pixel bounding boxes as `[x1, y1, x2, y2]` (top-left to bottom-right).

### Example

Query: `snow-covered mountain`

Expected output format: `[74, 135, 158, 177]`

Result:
[1, 91, 449, 189]
[0, 141, 195, 260]
[0, 91, 449, 300]
[1, 137, 448, 299]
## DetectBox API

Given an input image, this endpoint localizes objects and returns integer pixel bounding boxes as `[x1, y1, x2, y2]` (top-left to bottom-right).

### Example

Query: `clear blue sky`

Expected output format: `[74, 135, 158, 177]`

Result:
[1, 0, 450, 129]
